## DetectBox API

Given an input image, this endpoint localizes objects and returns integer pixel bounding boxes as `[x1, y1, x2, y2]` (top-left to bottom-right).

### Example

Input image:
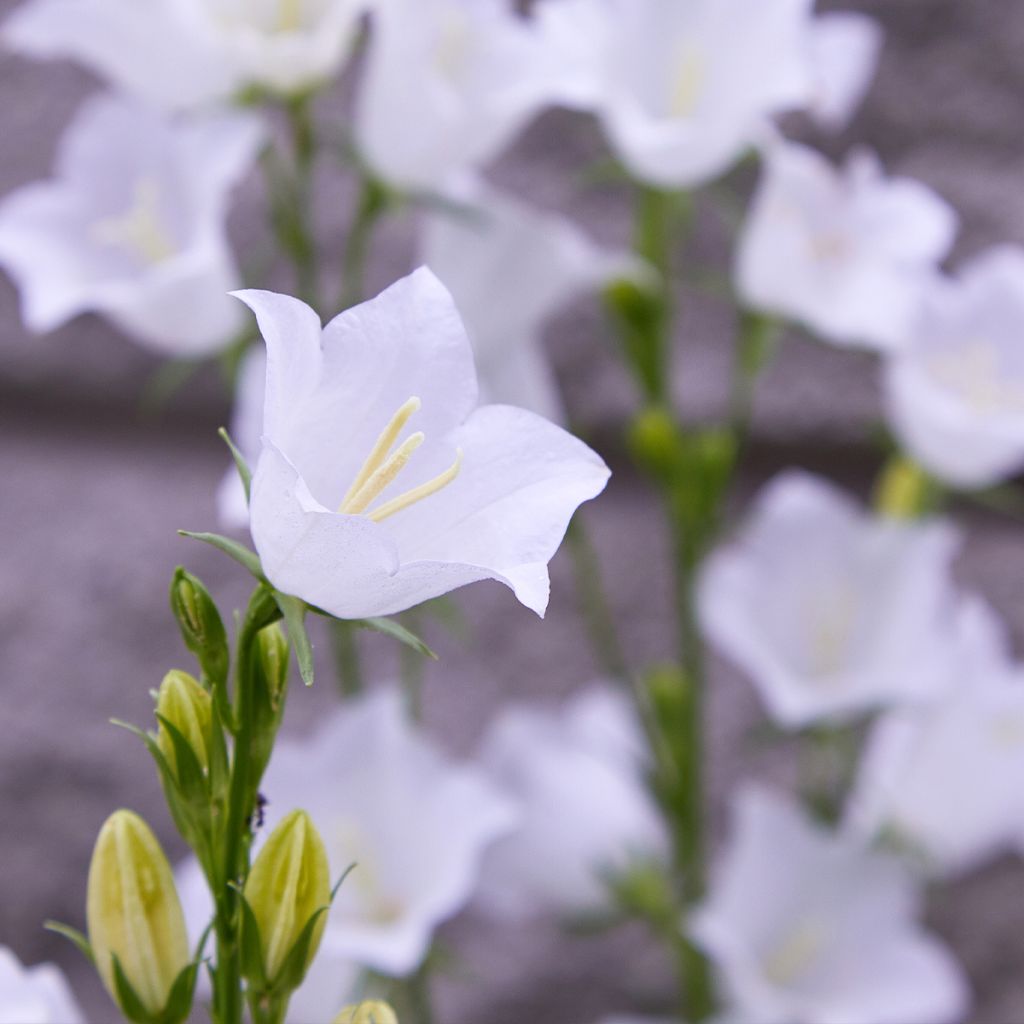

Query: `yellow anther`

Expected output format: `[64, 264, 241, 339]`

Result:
[340, 397, 422, 510]
[275, 0, 303, 33]
[369, 449, 463, 522]
[341, 432, 425, 515]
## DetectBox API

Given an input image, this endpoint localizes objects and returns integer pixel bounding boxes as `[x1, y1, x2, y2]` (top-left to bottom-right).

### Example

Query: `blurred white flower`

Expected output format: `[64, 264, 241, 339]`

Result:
[691, 785, 968, 1024]
[806, 12, 883, 131]
[218, 345, 266, 529]
[736, 140, 956, 351]
[5, 0, 366, 108]
[423, 178, 640, 422]
[884, 246, 1024, 489]
[476, 684, 667, 919]
[175, 856, 360, 1024]
[698, 471, 962, 729]
[846, 596, 1024, 877]
[536, 0, 814, 189]
[0, 94, 261, 356]
[239, 267, 610, 619]
[354, 0, 554, 192]
[265, 686, 517, 975]
[0, 947, 83, 1024]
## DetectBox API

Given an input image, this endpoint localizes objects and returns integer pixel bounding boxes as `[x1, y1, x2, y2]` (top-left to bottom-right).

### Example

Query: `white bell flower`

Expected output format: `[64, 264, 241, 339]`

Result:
[736, 139, 957, 351]
[263, 687, 517, 976]
[422, 177, 640, 422]
[846, 596, 1024, 877]
[806, 12, 883, 131]
[0, 93, 262, 356]
[0, 947, 83, 1024]
[535, 0, 815, 189]
[475, 684, 667, 919]
[691, 785, 968, 1024]
[354, 0, 554, 192]
[698, 471, 962, 729]
[239, 267, 610, 619]
[884, 246, 1024, 489]
[5, 0, 367, 108]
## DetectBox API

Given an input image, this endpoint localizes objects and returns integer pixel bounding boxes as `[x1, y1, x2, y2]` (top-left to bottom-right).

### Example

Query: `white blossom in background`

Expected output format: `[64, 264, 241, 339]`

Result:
[884, 246, 1024, 489]
[423, 177, 643, 422]
[264, 687, 517, 975]
[0, 94, 262, 355]
[736, 139, 957, 351]
[691, 786, 968, 1024]
[238, 267, 610, 619]
[846, 596, 1024, 877]
[806, 12, 883, 131]
[0, 947, 83, 1024]
[476, 684, 667, 919]
[218, 345, 266, 528]
[175, 857, 360, 1024]
[698, 471, 962, 729]
[5, 0, 367, 108]
[535, 0, 814, 189]
[354, 0, 555, 192]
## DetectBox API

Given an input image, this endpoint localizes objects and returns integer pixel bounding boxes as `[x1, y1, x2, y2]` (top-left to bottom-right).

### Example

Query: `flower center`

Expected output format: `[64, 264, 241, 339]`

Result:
[669, 44, 705, 118]
[762, 915, 829, 986]
[333, 819, 405, 926]
[806, 583, 857, 680]
[274, 0, 303, 33]
[93, 179, 176, 266]
[338, 397, 462, 522]
[434, 8, 472, 82]
[927, 339, 1024, 414]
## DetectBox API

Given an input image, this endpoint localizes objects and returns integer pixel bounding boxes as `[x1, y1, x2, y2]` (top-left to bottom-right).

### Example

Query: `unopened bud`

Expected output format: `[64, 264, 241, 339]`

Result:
[87, 810, 190, 1018]
[243, 809, 330, 983]
[333, 1001, 399, 1024]
[156, 670, 211, 776]
[250, 623, 290, 781]
[170, 569, 228, 685]
[628, 406, 682, 481]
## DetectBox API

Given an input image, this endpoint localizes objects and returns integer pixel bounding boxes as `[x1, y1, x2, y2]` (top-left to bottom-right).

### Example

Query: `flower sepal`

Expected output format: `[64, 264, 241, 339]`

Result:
[108, 954, 200, 1024]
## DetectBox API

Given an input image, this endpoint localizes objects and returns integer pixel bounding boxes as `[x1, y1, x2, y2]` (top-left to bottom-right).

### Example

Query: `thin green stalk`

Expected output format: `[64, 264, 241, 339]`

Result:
[339, 176, 391, 312]
[403, 961, 436, 1024]
[565, 516, 629, 681]
[285, 96, 319, 307]
[330, 620, 365, 698]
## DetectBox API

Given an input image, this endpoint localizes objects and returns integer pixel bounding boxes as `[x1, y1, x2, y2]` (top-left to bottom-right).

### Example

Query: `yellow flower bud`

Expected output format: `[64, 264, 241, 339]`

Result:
[333, 1001, 399, 1024]
[86, 810, 190, 1016]
[155, 670, 211, 775]
[243, 809, 331, 982]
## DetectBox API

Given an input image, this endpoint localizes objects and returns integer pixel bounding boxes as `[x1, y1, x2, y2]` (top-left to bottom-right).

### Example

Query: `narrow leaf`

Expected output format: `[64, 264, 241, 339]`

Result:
[355, 617, 437, 660]
[269, 905, 329, 994]
[158, 960, 199, 1024]
[218, 428, 252, 503]
[274, 593, 315, 686]
[178, 532, 263, 579]
[43, 921, 94, 966]
[111, 953, 156, 1024]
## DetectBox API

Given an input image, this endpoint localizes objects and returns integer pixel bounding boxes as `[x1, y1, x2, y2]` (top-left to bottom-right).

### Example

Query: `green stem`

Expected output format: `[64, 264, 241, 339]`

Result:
[330, 620, 364, 698]
[403, 961, 436, 1024]
[213, 586, 281, 1024]
[339, 176, 391, 312]
[285, 96, 318, 307]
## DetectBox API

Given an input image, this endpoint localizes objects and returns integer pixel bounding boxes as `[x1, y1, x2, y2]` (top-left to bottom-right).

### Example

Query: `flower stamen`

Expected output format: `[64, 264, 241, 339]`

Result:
[342, 432, 425, 514]
[369, 450, 463, 522]
[340, 397, 422, 510]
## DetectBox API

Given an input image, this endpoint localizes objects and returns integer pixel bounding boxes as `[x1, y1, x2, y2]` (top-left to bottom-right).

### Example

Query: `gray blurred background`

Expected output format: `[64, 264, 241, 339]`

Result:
[3, 1, 1024, 1021]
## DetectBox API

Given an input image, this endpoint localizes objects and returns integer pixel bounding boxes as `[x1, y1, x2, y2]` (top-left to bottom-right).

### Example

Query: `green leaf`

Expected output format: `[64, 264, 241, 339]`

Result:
[178, 532, 263, 579]
[158, 960, 199, 1024]
[218, 427, 252, 503]
[111, 953, 157, 1024]
[154, 713, 209, 812]
[269, 904, 329, 995]
[330, 862, 358, 903]
[43, 921, 94, 966]
[355, 617, 437, 660]
[274, 592, 315, 686]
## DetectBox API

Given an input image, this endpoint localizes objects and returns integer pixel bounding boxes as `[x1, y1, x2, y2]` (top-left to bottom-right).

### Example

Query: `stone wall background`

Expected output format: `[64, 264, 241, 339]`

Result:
[3, 1, 1024, 1021]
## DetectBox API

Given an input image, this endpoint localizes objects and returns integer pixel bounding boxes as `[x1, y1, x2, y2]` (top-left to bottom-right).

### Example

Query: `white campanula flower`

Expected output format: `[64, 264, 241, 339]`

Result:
[354, 0, 555, 192]
[476, 684, 667, 919]
[691, 786, 968, 1024]
[264, 687, 517, 976]
[5, 0, 367, 108]
[0, 94, 262, 356]
[238, 267, 610, 619]
[0, 947, 83, 1024]
[698, 471, 962, 729]
[423, 177, 641, 422]
[535, 0, 814, 189]
[884, 246, 1024, 489]
[806, 12, 883, 131]
[736, 140, 956, 351]
[846, 596, 1024, 877]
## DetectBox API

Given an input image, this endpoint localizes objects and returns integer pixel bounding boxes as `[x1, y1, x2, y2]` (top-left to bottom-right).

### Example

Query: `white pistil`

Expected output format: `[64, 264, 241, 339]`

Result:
[338, 396, 462, 522]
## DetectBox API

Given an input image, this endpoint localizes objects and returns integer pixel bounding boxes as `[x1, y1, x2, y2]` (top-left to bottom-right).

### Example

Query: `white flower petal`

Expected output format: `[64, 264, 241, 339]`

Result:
[807, 12, 883, 131]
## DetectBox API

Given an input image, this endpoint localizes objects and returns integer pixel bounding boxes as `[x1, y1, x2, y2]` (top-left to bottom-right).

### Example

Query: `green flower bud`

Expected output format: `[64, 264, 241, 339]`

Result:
[243, 809, 330, 983]
[250, 622, 290, 782]
[628, 406, 683, 481]
[87, 810, 190, 1018]
[333, 1001, 399, 1024]
[169, 568, 229, 685]
[155, 670, 211, 777]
